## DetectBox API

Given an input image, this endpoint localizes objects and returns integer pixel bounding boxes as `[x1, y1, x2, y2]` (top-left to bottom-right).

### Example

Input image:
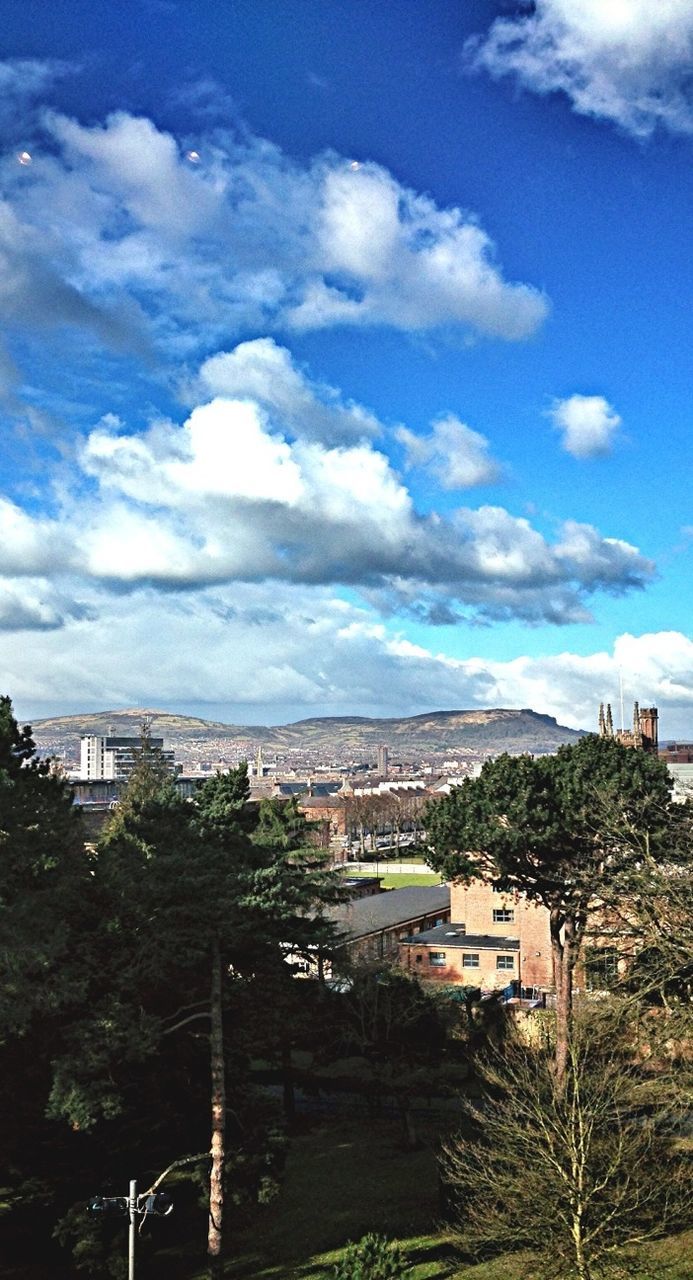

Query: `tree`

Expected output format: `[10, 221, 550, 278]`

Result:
[333, 1233, 405, 1280]
[440, 1008, 690, 1280]
[0, 695, 89, 1036]
[0, 697, 100, 1273]
[253, 794, 311, 850]
[62, 760, 341, 1280]
[425, 736, 673, 1085]
[337, 968, 456, 1148]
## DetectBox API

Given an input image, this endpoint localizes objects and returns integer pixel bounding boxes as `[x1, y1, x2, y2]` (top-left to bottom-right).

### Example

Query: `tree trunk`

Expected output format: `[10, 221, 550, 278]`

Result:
[208, 937, 226, 1280]
[551, 910, 579, 1091]
[550, 908, 570, 1090]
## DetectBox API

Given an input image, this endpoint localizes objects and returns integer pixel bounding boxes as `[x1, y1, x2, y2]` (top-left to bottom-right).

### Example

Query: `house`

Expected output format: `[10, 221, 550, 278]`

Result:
[399, 877, 552, 993]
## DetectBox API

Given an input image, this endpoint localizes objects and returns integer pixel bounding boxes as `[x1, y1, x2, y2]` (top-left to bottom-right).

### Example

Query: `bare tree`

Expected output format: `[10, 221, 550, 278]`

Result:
[441, 1008, 690, 1280]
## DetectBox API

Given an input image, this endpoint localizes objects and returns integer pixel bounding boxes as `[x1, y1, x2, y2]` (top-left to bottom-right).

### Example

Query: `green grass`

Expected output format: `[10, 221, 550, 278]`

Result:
[191, 1114, 693, 1280]
[343, 871, 441, 888]
[377, 873, 442, 887]
[221, 1114, 451, 1279]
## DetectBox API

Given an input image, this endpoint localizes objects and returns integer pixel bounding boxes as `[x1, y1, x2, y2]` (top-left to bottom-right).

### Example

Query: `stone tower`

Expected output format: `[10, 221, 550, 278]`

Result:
[638, 707, 659, 754]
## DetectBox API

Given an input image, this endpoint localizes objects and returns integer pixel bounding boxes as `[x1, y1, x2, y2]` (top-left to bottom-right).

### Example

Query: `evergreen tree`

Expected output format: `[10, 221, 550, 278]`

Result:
[0, 697, 97, 1273]
[425, 735, 673, 1085]
[54, 759, 341, 1279]
[0, 695, 88, 1035]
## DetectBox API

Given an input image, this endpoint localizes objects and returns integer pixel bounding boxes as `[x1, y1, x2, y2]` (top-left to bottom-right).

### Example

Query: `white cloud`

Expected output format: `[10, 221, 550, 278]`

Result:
[46, 109, 223, 238]
[288, 162, 548, 338]
[0, 497, 74, 575]
[0, 99, 548, 372]
[0, 395, 635, 625]
[397, 414, 502, 489]
[0, 577, 87, 631]
[470, 0, 693, 137]
[197, 338, 382, 444]
[478, 630, 693, 735]
[549, 394, 621, 458]
[2, 588, 692, 738]
[0, 59, 71, 138]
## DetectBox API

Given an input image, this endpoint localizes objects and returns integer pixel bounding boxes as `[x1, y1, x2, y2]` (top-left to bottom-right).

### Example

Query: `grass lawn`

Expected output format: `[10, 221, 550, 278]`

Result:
[342, 871, 442, 888]
[377, 873, 442, 887]
[221, 1113, 454, 1280]
[194, 1114, 693, 1280]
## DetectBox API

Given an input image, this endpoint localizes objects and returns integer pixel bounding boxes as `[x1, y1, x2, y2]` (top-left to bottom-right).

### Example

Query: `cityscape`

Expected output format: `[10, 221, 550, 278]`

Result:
[1, 4, 692, 1280]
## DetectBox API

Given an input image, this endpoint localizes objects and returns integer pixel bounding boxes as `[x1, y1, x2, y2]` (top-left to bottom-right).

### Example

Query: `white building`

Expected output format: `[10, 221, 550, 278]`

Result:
[80, 734, 176, 781]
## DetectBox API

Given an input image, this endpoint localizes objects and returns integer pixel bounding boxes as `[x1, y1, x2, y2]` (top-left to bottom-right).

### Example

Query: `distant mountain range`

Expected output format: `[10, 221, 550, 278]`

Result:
[31, 706, 584, 759]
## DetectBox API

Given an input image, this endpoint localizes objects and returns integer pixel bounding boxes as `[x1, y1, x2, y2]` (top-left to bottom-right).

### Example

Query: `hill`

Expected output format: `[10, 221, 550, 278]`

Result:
[31, 706, 584, 761]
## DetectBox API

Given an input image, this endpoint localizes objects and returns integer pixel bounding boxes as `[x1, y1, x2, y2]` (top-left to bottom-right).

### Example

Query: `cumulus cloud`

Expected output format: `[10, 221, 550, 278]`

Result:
[470, 0, 693, 137]
[0, 197, 141, 354]
[549, 394, 621, 458]
[477, 630, 693, 736]
[286, 163, 548, 338]
[197, 338, 382, 444]
[0, 578, 88, 631]
[397, 414, 502, 489]
[0, 497, 75, 576]
[0, 394, 645, 625]
[0, 58, 72, 138]
[0, 98, 547, 373]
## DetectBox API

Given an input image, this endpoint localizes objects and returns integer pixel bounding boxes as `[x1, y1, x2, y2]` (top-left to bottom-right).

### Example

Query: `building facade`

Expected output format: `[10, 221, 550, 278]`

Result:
[399, 878, 553, 993]
[80, 734, 176, 781]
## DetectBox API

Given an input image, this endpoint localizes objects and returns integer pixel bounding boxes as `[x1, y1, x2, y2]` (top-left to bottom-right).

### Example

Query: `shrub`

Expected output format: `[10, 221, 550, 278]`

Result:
[333, 1232, 405, 1279]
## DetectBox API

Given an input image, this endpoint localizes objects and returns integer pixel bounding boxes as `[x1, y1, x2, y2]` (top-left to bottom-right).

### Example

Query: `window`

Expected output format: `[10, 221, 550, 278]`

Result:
[429, 951, 446, 967]
[415, 953, 422, 964]
[584, 946, 619, 991]
[496, 955, 515, 971]
[493, 908, 514, 923]
[462, 954, 480, 968]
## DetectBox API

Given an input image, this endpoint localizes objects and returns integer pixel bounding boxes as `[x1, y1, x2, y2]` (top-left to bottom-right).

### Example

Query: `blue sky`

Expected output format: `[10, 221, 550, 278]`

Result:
[1, 0, 692, 734]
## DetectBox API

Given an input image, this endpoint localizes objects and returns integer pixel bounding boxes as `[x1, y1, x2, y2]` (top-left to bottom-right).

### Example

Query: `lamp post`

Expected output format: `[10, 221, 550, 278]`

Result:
[88, 1180, 173, 1280]
[128, 1180, 137, 1280]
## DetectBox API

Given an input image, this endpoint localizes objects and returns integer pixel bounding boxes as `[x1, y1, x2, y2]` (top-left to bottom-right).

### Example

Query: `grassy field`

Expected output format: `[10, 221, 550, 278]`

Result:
[196, 1115, 692, 1280]
[343, 871, 442, 888]
[376, 872, 442, 887]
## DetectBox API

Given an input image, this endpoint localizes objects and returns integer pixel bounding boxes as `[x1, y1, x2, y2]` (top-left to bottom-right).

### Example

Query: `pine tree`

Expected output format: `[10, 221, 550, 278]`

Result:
[425, 735, 673, 1086]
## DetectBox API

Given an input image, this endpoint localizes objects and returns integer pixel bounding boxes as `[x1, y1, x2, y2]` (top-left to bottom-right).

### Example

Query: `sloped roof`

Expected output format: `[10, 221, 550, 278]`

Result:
[331, 884, 450, 941]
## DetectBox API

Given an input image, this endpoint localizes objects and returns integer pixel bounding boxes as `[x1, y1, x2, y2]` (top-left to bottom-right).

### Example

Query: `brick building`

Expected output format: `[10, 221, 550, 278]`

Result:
[331, 883, 451, 965]
[399, 878, 552, 993]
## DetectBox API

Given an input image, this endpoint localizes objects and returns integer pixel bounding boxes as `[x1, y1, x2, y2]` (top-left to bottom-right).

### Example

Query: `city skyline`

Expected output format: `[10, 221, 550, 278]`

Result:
[1, 2, 692, 734]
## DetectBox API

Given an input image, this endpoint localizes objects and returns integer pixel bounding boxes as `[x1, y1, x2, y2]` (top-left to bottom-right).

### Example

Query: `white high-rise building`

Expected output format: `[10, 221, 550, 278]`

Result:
[80, 734, 176, 781]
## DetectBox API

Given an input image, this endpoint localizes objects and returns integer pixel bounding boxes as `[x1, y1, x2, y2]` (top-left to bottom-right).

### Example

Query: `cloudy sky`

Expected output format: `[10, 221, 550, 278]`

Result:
[1, 0, 692, 734]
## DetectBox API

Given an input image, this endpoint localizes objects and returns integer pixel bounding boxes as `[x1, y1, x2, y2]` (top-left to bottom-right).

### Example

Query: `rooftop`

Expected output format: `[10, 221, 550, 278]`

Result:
[401, 922, 520, 950]
[331, 884, 450, 941]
